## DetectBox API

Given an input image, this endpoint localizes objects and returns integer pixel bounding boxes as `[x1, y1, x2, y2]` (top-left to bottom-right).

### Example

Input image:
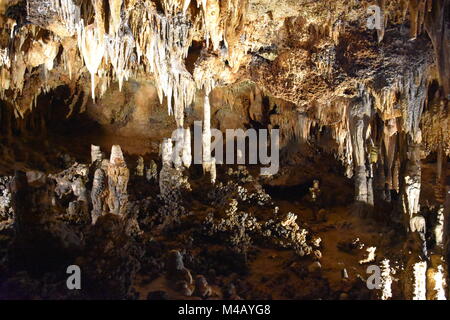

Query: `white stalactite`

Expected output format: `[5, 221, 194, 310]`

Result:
[106, 32, 134, 92]
[135, 4, 196, 127]
[80, 24, 106, 102]
[109, 0, 123, 35]
[51, 0, 81, 36]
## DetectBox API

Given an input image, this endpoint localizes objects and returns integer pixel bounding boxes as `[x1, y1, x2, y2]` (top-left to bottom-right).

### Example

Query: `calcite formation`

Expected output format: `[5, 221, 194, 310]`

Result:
[91, 168, 107, 224]
[107, 145, 129, 215]
[0, 0, 448, 301]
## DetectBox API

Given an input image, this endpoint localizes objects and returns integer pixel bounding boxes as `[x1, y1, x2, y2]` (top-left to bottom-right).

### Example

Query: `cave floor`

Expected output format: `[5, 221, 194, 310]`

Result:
[133, 196, 403, 300]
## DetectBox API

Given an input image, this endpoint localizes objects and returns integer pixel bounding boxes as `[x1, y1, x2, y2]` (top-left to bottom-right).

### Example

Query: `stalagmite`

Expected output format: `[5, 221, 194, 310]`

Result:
[91, 168, 107, 224]
[2, 0, 449, 301]
[426, 253, 447, 301]
[410, 215, 426, 234]
[107, 145, 129, 215]
[182, 128, 192, 168]
[91, 145, 103, 164]
[161, 138, 173, 167]
[0, 48, 9, 68]
[72, 178, 88, 203]
[167, 250, 193, 285]
[404, 131, 422, 219]
[146, 160, 158, 182]
[380, 259, 393, 300]
[172, 129, 184, 169]
[412, 261, 427, 300]
[431, 264, 447, 300]
[434, 207, 444, 248]
[67, 177, 89, 223]
[136, 156, 144, 176]
[202, 94, 216, 183]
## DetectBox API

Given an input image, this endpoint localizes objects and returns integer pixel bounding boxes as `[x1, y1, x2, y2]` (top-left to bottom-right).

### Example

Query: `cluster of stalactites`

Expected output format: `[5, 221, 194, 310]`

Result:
[4, 0, 249, 126]
[198, 0, 248, 73]
[131, 1, 196, 126]
[51, 0, 81, 36]
[329, 65, 429, 178]
[49, 0, 192, 111]
[50, 0, 137, 102]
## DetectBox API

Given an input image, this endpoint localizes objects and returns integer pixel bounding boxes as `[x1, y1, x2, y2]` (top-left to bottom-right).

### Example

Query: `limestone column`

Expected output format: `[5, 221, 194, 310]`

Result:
[349, 92, 372, 214]
[202, 94, 216, 183]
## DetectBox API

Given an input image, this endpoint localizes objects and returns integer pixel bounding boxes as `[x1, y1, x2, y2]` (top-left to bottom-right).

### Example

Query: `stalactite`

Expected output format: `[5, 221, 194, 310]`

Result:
[198, 0, 222, 51]
[424, 0, 450, 95]
[109, 0, 123, 35]
[105, 31, 135, 92]
[50, 0, 81, 36]
[132, 2, 196, 126]
[402, 68, 428, 136]
[376, 0, 386, 43]
[80, 24, 106, 102]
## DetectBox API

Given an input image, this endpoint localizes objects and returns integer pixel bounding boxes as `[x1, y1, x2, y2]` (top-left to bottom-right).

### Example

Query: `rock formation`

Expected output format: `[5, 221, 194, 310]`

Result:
[107, 145, 129, 215]
[0, 0, 448, 301]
